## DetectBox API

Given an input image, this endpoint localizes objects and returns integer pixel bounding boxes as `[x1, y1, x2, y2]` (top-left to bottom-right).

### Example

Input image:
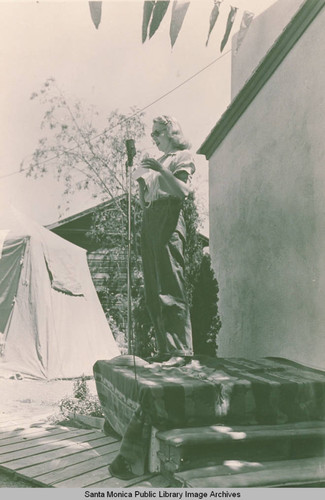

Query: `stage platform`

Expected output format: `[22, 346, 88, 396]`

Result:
[1, 356, 324, 488]
[94, 356, 325, 430]
[93, 356, 325, 486]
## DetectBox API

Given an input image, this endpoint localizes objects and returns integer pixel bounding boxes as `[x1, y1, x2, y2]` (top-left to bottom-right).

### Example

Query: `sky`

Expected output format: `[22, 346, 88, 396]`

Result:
[0, 0, 277, 230]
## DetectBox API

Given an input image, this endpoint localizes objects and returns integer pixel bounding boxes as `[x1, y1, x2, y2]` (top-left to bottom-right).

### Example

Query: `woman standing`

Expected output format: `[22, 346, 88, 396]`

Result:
[136, 115, 195, 367]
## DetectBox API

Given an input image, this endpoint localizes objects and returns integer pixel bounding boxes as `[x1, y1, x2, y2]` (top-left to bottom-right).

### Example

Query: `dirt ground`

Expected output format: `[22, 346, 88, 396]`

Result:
[0, 377, 97, 421]
[0, 376, 98, 488]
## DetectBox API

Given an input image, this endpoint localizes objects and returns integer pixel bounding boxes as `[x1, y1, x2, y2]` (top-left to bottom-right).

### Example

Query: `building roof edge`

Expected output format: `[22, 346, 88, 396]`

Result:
[197, 0, 325, 159]
[45, 194, 126, 230]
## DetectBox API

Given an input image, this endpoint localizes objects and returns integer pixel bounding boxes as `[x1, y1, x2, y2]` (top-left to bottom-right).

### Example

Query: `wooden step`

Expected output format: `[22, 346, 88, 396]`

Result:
[174, 456, 325, 488]
[157, 421, 325, 473]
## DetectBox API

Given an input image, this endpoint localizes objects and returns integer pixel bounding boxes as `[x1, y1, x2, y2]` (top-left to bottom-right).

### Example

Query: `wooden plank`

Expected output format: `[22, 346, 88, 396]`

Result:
[0, 428, 99, 454]
[34, 448, 120, 485]
[0, 427, 72, 446]
[177, 457, 325, 488]
[0, 432, 115, 465]
[52, 465, 113, 487]
[0, 424, 67, 441]
[1, 434, 119, 470]
[0, 422, 51, 432]
[16, 441, 120, 478]
[0, 427, 100, 447]
[0, 429, 103, 464]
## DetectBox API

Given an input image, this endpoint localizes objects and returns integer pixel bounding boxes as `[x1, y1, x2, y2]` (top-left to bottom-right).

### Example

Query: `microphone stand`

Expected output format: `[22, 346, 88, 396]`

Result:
[125, 140, 136, 355]
[125, 139, 139, 398]
[127, 163, 132, 355]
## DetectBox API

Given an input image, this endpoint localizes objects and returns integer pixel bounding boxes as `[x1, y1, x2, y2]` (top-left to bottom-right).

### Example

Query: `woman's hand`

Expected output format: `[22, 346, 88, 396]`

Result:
[141, 155, 189, 200]
[141, 158, 163, 172]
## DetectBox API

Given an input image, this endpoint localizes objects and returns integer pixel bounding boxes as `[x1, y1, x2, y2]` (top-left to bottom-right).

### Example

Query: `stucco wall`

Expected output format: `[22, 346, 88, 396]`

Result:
[231, 0, 304, 99]
[209, 7, 325, 369]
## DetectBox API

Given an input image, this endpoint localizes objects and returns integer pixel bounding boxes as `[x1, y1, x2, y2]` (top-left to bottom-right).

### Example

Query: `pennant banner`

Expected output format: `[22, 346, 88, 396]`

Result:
[89, 1, 102, 30]
[220, 5, 238, 52]
[142, 1, 155, 43]
[206, 1, 221, 46]
[170, 1, 190, 48]
[235, 10, 254, 53]
[149, 1, 170, 39]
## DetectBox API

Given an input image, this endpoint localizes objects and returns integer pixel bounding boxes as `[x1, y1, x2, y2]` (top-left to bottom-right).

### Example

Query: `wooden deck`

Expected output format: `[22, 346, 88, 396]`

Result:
[0, 415, 169, 488]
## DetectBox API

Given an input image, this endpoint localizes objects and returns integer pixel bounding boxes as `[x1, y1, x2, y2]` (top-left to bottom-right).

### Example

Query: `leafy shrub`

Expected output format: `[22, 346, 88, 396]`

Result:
[59, 376, 104, 418]
[191, 252, 222, 356]
[73, 376, 90, 400]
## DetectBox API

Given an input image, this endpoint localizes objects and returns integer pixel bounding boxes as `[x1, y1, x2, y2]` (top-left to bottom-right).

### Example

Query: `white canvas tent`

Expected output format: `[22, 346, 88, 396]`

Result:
[0, 206, 120, 379]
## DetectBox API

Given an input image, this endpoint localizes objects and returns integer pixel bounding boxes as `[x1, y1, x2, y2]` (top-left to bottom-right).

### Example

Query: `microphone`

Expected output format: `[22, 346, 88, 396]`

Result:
[125, 139, 136, 167]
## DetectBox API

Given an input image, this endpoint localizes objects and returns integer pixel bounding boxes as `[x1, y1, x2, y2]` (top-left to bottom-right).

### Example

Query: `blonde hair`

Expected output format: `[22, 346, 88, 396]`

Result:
[153, 115, 191, 150]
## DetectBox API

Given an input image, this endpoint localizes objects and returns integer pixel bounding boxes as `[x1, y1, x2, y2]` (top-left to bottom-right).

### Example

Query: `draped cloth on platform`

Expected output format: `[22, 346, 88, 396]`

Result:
[94, 356, 325, 476]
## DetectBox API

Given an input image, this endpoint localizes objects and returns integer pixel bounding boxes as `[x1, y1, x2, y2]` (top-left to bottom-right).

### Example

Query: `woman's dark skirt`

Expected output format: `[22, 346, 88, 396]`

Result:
[141, 197, 193, 357]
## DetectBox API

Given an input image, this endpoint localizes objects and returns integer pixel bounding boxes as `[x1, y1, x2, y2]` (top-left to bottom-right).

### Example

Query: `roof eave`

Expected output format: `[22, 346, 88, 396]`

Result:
[197, 0, 325, 160]
[45, 194, 127, 230]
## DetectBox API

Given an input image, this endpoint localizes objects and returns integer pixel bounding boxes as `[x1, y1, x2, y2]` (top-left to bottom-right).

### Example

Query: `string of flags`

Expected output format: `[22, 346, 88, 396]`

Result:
[235, 10, 255, 53]
[220, 5, 238, 52]
[206, 1, 221, 47]
[89, 1, 102, 30]
[88, 1, 255, 53]
[169, 1, 191, 48]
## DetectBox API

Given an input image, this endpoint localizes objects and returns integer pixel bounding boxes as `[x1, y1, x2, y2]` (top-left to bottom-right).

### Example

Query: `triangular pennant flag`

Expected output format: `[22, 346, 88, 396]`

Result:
[89, 1, 102, 30]
[149, 1, 170, 39]
[142, 1, 156, 43]
[206, 1, 221, 46]
[235, 10, 254, 53]
[170, 1, 190, 48]
[220, 5, 238, 52]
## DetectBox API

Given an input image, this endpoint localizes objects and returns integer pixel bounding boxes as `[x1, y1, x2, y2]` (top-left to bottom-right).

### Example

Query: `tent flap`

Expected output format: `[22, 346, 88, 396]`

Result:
[0, 237, 26, 333]
[44, 248, 84, 296]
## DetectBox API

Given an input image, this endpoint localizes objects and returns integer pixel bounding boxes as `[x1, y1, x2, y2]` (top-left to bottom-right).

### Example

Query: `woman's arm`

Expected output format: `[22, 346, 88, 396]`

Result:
[141, 158, 189, 200]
